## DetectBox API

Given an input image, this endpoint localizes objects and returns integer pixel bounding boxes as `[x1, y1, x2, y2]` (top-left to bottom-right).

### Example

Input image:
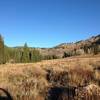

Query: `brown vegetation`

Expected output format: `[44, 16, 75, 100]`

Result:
[0, 55, 100, 100]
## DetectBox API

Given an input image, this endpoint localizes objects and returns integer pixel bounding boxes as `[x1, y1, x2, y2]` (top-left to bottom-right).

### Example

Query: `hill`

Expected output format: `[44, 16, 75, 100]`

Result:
[39, 34, 100, 58]
[0, 34, 100, 64]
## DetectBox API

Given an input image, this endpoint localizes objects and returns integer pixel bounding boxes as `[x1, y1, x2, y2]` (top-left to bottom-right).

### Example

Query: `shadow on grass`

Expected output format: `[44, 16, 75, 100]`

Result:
[46, 86, 76, 100]
[0, 88, 13, 100]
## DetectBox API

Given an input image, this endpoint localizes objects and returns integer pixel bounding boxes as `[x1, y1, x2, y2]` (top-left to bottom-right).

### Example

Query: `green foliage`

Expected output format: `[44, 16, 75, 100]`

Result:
[0, 34, 5, 64]
[31, 49, 42, 62]
[0, 34, 100, 64]
[0, 40, 43, 64]
[18, 44, 42, 63]
[91, 44, 99, 55]
[63, 52, 71, 58]
[83, 45, 89, 54]
[52, 55, 58, 59]
[21, 43, 30, 63]
[43, 55, 59, 60]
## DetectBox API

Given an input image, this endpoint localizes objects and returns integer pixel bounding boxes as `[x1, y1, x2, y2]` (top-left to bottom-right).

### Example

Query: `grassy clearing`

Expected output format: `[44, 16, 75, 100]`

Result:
[0, 55, 100, 100]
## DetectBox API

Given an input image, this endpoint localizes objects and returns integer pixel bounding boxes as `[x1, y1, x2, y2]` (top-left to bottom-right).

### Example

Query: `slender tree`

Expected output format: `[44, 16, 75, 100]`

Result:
[91, 44, 98, 55]
[21, 43, 29, 63]
[83, 45, 88, 54]
[0, 34, 5, 64]
[31, 49, 42, 62]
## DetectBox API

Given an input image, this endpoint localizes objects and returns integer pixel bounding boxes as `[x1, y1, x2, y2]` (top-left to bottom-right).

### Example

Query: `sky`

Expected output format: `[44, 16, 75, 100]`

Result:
[0, 0, 100, 47]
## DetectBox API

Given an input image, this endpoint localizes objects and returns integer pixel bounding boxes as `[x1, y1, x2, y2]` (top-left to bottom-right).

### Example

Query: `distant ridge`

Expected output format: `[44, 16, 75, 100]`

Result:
[11, 34, 100, 58]
[56, 34, 100, 48]
[39, 34, 100, 57]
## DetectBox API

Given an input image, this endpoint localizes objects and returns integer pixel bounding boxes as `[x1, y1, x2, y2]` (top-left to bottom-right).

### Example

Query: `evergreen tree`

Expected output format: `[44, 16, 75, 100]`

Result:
[63, 52, 71, 58]
[31, 49, 42, 62]
[91, 44, 98, 55]
[83, 45, 88, 54]
[4, 46, 14, 63]
[0, 34, 5, 64]
[21, 43, 29, 63]
[13, 49, 21, 63]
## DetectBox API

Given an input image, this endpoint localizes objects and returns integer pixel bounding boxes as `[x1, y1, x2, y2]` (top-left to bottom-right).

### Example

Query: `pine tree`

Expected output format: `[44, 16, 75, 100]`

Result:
[31, 49, 42, 62]
[0, 34, 5, 64]
[4, 46, 11, 63]
[83, 45, 88, 54]
[21, 43, 29, 63]
[63, 52, 71, 58]
[92, 44, 98, 55]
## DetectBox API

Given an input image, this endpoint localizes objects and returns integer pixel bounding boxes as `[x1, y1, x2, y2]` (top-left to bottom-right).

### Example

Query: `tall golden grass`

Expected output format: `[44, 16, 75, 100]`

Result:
[0, 55, 100, 100]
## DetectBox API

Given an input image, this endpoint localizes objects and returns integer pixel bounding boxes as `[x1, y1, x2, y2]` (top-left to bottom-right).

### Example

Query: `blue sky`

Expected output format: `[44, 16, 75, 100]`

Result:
[0, 0, 100, 47]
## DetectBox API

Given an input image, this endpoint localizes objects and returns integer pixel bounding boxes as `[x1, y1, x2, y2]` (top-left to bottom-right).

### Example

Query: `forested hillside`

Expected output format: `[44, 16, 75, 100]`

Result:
[0, 34, 100, 64]
[40, 34, 100, 58]
[0, 34, 42, 64]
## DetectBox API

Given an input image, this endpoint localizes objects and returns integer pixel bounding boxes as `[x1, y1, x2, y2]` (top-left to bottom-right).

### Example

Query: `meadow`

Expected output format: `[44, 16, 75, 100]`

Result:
[0, 55, 100, 100]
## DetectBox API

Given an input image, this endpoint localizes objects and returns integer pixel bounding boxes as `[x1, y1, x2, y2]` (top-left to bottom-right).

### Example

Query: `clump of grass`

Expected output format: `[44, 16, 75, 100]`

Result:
[68, 67, 94, 86]
[5, 66, 48, 100]
[76, 84, 100, 100]
[46, 68, 68, 86]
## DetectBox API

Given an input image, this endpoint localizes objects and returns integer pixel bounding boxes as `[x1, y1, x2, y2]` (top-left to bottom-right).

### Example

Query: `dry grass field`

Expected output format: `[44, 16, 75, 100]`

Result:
[0, 55, 100, 100]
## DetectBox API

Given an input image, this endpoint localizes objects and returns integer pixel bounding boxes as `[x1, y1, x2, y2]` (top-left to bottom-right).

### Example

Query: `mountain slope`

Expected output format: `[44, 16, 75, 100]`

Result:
[39, 34, 100, 57]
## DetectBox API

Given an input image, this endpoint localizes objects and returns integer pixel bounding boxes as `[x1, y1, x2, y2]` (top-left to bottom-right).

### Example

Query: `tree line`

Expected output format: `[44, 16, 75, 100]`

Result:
[0, 34, 43, 64]
[0, 34, 59, 64]
[63, 44, 100, 58]
[0, 34, 100, 64]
